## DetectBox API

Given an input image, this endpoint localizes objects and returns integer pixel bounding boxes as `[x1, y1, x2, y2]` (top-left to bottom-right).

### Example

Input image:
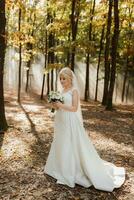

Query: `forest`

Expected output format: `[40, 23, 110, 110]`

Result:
[0, 0, 134, 199]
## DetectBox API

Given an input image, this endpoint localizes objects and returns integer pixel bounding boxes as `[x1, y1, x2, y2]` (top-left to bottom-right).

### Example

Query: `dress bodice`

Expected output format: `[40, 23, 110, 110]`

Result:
[62, 90, 73, 106]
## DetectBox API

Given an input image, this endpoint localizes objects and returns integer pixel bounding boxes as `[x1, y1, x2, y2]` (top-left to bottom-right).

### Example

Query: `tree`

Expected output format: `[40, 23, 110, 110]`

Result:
[95, 22, 105, 101]
[41, 29, 48, 99]
[106, 0, 119, 110]
[85, 0, 96, 101]
[25, 11, 36, 92]
[102, 0, 112, 105]
[18, 7, 22, 103]
[121, 5, 133, 102]
[70, 0, 80, 71]
[0, 0, 8, 131]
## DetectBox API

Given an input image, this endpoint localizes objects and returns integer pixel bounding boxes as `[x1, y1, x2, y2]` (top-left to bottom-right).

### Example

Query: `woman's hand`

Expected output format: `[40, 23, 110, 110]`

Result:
[55, 101, 63, 109]
[51, 102, 59, 110]
[47, 102, 58, 110]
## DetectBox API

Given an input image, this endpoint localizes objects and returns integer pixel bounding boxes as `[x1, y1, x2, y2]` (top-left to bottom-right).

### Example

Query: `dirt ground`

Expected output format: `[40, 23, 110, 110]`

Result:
[0, 90, 134, 200]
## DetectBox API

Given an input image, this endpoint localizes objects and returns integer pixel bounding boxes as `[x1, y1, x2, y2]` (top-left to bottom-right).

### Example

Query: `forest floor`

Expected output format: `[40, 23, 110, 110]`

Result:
[0, 90, 134, 200]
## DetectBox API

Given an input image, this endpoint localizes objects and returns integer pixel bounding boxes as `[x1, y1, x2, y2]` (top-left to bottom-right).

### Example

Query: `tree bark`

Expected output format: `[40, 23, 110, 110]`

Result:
[18, 8, 22, 103]
[0, 0, 8, 131]
[70, 0, 80, 71]
[41, 30, 48, 99]
[85, 54, 90, 101]
[95, 23, 105, 101]
[121, 7, 132, 103]
[48, 33, 55, 91]
[84, 0, 96, 101]
[25, 43, 33, 92]
[47, 13, 55, 92]
[67, 33, 71, 66]
[106, 0, 119, 110]
[25, 13, 36, 92]
[121, 57, 129, 102]
[102, 0, 112, 105]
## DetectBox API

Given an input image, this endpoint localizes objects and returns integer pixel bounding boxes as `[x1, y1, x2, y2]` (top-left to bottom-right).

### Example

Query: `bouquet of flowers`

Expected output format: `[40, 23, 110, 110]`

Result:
[48, 91, 64, 112]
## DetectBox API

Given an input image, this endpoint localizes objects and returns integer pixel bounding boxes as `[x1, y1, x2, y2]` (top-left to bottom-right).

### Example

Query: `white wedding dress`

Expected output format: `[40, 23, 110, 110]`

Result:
[44, 88, 125, 192]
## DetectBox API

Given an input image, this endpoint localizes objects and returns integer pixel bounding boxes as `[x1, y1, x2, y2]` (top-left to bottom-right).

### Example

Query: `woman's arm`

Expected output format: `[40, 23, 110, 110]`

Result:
[55, 90, 79, 112]
[46, 102, 58, 110]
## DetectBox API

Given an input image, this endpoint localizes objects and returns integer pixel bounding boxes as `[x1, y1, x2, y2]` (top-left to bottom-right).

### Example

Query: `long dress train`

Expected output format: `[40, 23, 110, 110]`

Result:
[44, 89, 125, 192]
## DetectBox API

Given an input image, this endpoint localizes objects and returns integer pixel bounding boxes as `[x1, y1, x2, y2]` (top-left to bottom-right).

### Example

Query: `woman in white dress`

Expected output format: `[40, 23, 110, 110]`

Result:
[44, 67, 125, 192]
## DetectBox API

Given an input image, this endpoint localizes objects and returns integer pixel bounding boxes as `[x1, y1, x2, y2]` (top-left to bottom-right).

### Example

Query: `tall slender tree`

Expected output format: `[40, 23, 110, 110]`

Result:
[0, 0, 8, 131]
[122, 6, 133, 102]
[95, 22, 105, 101]
[25, 12, 36, 92]
[106, 0, 119, 110]
[85, 0, 96, 101]
[18, 8, 22, 103]
[41, 28, 48, 99]
[47, 13, 55, 93]
[102, 0, 112, 105]
[70, 0, 80, 71]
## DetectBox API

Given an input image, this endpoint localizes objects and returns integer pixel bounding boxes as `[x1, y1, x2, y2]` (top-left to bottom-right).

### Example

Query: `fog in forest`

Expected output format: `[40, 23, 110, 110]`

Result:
[4, 48, 134, 104]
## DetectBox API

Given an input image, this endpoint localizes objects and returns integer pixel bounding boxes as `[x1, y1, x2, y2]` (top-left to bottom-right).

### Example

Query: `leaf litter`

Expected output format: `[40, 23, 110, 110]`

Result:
[0, 90, 133, 200]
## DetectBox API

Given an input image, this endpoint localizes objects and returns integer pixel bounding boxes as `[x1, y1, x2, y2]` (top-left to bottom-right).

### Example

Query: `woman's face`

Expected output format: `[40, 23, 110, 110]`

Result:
[60, 74, 72, 89]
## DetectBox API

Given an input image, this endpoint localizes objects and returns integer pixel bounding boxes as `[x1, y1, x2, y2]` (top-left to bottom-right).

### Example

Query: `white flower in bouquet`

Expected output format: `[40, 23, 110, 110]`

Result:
[48, 91, 64, 112]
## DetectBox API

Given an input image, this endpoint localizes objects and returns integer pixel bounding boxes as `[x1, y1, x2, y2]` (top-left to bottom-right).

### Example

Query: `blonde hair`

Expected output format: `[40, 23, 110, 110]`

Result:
[59, 67, 73, 80]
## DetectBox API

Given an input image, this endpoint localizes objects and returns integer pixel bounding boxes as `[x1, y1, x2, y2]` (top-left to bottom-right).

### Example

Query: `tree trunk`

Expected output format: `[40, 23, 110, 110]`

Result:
[71, 47, 75, 71]
[51, 69, 54, 90]
[122, 7, 132, 103]
[18, 8, 22, 103]
[41, 30, 48, 99]
[84, 0, 96, 101]
[85, 54, 90, 101]
[106, 0, 119, 110]
[47, 73, 50, 95]
[102, 0, 112, 105]
[47, 12, 55, 92]
[25, 14, 35, 92]
[48, 33, 55, 91]
[70, 0, 80, 71]
[95, 23, 105, 101]
[0, 0, 8, 131]
[25, 46, 32, 93]
[125, 80, 130, 103]
[121, 57, 129, 102]
[67, 33, 71, 66]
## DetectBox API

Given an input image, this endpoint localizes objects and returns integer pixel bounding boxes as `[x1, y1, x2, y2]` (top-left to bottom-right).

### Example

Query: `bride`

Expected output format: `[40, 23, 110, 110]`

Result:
[44, 67, 125, 192]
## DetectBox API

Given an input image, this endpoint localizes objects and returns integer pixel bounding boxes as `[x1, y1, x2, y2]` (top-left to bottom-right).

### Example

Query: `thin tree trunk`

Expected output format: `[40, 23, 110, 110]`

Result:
[48, 33, 55, 91]
[25, 14, 36, 92]
[122, 58, 129, 102]
[70, 0, 80, 71]
[71, 48, 75, 71]
[47, 12, 55, 92]
[0, 0, 8, 131]
[41, 75, 46, 99]
[84, 0, 96, 101]
[67, 33, 71, 66]
[85, 54, 90, 101]
[125, 80, 130, 103]
[102, 0, 112, 105]
[95, 23, 105, 101]
[18, 8, 22, 103]
[25, 57, 31, 92]
[51, 69, 54, 90]
[122, 7, 132, 103]
[41, 30, 48, 99]
[106, 0, 119, 110]
[47, 73, 50, 95]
